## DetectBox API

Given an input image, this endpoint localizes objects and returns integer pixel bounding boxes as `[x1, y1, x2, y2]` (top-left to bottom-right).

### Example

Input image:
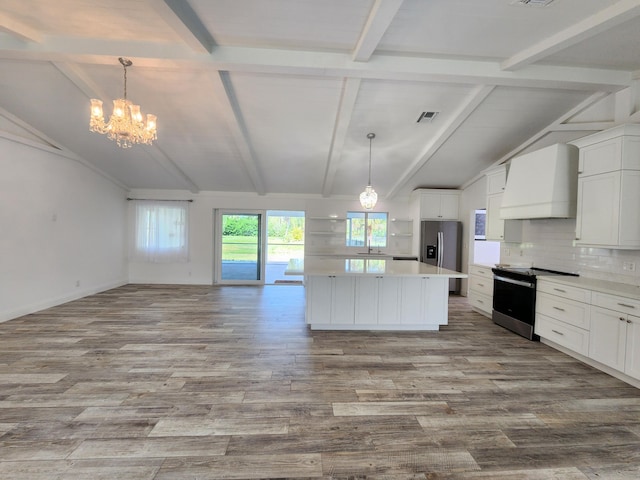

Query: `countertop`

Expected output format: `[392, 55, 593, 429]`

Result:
[538, 275, 640, 301]
[285, 257, 467, 278]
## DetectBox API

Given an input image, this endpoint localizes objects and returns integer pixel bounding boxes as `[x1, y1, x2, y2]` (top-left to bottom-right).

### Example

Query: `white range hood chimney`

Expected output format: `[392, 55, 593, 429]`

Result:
[500, 143, 579, 220]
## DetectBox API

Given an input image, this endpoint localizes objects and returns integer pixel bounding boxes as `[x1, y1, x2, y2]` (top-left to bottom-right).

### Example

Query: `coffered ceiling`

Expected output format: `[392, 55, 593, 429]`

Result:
[1, 0, 639, 198]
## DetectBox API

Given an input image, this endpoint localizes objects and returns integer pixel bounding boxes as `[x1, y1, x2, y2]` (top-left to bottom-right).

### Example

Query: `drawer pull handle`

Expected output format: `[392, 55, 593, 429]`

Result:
[553, 288, 566, 293]
[477, 283, 484, 287]
[618, 303, 635, 309]
[477, 300, 484, 304]
[551, 329, 564, 336]
[553, 306, 565, 312]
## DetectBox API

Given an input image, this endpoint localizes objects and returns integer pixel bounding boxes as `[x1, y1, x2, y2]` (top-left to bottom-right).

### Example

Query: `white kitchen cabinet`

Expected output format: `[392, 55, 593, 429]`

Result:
[625, 315, 640, 380]
[307, 276, 355, 325]
[536, 278, 640, 386]
[535, 281, 591, 356]
[485, 166, 506, 195]
[354, 276, 401, 325]
[411, 189, 460, 220]
[589, 292, 640, 380]
[485, 193, 522, 242]
[572, 124, 640, 249]
[399, 276, 448, 325]
[484, 166, 522, 243]
[468, 264, 493, 317]
[589, 306, 627, 371]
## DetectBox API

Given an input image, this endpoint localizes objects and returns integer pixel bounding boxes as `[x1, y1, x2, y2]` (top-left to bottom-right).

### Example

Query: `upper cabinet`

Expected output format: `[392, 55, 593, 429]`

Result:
[411, 189, 460, 220]
[572, 125, 640, 249]
[484, 166, 522, 243]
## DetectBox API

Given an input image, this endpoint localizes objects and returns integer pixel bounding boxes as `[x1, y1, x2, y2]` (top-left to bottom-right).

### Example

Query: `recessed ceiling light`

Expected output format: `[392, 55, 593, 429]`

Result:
[417, 111, 439, 123]
[509, 0, 557, 7]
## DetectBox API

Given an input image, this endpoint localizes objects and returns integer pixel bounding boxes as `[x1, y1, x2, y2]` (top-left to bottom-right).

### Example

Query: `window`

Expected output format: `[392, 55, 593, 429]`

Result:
[474, 209, 486, 240]
[133, 201, 189, 262]
[346, 211, 388, 248]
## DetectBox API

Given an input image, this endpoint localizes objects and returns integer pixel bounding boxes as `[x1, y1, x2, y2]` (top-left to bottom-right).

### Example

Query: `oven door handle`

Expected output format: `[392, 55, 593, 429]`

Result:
[494, 275, 535, 289]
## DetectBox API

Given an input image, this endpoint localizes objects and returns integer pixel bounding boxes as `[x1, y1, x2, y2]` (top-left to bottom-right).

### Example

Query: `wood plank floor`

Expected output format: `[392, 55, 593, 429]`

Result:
[1, 284, 639, 479]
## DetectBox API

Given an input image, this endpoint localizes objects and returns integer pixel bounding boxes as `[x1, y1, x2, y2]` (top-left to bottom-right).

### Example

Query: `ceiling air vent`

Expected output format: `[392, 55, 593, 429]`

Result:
[417, 111, 439, 123]
[510, 0, 556, 6]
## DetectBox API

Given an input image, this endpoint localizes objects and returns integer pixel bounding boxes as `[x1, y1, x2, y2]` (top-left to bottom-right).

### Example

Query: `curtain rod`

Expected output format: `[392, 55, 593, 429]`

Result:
[127, 198, 193, 202]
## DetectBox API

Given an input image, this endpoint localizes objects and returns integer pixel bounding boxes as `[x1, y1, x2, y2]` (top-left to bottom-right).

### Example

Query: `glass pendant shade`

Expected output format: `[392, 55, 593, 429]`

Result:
[360, 185, 378, 210]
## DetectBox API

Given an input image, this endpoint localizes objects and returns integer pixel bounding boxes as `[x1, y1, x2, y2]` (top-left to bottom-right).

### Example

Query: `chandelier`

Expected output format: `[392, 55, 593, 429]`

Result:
[359, 132, 378, 210]
[89, 57, 157, 148]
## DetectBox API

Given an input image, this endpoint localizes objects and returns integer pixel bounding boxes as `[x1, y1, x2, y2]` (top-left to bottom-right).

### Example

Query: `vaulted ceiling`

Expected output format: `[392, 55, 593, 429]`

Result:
[1, 0, 639, 199]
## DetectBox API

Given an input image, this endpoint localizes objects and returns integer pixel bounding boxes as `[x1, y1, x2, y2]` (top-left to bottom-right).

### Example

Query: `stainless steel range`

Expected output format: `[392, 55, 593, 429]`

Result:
[491, 266, 577, 341]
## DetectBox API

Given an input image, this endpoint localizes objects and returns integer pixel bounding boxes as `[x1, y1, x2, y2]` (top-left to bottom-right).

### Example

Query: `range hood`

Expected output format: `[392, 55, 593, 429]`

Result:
[500, 143, 579, 220]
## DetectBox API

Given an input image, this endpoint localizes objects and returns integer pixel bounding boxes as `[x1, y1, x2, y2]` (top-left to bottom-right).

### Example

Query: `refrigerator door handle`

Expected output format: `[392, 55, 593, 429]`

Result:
[438, 231, 443, 267]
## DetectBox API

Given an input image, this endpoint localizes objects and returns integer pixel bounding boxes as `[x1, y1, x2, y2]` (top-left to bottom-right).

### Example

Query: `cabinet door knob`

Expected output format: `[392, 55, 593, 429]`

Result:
[627, 319, 632, 324]
[620, 317, 626, 322]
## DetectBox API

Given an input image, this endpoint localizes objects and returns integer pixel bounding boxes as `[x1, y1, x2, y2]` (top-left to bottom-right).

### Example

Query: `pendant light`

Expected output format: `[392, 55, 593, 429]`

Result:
[359, 132, 378, 210]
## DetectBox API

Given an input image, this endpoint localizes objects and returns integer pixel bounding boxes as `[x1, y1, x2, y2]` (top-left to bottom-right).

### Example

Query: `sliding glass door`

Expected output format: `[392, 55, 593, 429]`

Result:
[216, 211, 264, 284]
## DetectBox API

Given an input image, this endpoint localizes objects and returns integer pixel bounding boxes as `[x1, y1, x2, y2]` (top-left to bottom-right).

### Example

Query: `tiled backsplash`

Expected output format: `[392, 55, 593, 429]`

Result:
[501, 219, 640, 286]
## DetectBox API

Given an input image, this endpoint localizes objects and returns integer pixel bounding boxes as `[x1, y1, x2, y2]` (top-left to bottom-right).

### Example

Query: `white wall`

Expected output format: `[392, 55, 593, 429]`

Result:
[0, 138, 128, 322]
[459, 176, 489, 294]
[501, 218, 640, 286]
[127, 190, 414, 284]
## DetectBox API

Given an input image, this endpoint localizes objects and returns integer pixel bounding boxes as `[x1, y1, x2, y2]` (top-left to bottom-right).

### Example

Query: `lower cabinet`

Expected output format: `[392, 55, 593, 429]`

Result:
[305, 275, 449, 330]
[307, 276, 355, 325]
[535, 279, 640, 385]
[589, 292, 640, 379]
[468, 264, 493, 317]
[354, 276, 400, 325]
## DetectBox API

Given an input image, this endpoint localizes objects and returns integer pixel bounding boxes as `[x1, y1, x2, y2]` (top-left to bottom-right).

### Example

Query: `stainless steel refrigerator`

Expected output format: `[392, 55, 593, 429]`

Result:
[420, 221, 462, 293]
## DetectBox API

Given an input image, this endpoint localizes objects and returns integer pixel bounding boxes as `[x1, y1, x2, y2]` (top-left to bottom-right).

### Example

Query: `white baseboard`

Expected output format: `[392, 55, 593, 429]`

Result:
[0, 278, 128, 323]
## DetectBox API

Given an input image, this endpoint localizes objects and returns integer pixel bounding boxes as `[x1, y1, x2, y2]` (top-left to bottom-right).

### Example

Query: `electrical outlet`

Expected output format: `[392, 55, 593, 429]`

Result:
[623, 262, 636, 272]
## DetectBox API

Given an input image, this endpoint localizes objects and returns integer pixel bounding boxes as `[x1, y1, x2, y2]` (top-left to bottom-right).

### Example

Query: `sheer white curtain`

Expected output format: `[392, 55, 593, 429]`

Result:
[133, 200, 189, 262]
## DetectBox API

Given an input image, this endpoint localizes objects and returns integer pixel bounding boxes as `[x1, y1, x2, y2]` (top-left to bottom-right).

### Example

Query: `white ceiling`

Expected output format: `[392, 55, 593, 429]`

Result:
[1, 0, 639, 199]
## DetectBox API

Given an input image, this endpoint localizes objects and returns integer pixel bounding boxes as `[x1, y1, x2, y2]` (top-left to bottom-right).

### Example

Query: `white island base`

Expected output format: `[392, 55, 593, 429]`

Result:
[288, 257, 467, 331]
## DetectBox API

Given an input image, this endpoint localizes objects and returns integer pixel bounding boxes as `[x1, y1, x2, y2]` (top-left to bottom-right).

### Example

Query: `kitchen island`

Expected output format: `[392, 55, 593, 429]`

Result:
[286, 257, 467, 331]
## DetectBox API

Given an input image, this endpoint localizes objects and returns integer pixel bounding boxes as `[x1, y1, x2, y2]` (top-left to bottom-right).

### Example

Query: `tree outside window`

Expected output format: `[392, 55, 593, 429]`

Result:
[346, 211, 387, 248]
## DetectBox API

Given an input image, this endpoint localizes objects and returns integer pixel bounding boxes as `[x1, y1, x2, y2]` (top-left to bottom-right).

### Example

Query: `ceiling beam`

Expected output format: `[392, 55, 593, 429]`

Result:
[386, 85, 496, 199]
[143, 146, 200, 193]
[209, 71, 267, 195]
[52, 62, 109, 102]
[151, 0, 215, 54]
[502, 0, 640, 71]
[322, 78, 361, 196]
[352, 0, 405, 62]
[0, 106, 129, 190]
[0, 12, 43, 43]
[0, 41, 631, 92]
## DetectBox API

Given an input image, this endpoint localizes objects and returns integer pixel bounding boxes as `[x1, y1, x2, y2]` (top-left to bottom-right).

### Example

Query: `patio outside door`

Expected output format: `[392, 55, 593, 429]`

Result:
[216, 211, 264, 284]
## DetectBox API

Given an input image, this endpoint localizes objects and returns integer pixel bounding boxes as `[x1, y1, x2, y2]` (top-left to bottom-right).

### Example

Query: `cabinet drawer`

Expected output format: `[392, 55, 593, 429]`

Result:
[469, 265, 493, 277]
[469, 275, 493, 296]
[535, 314, 590, 356]
[469, 291, 492, 316]
[592, 291, 640, 314]
[536, 292, 590, 329]
[537, 280, 590, 303]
